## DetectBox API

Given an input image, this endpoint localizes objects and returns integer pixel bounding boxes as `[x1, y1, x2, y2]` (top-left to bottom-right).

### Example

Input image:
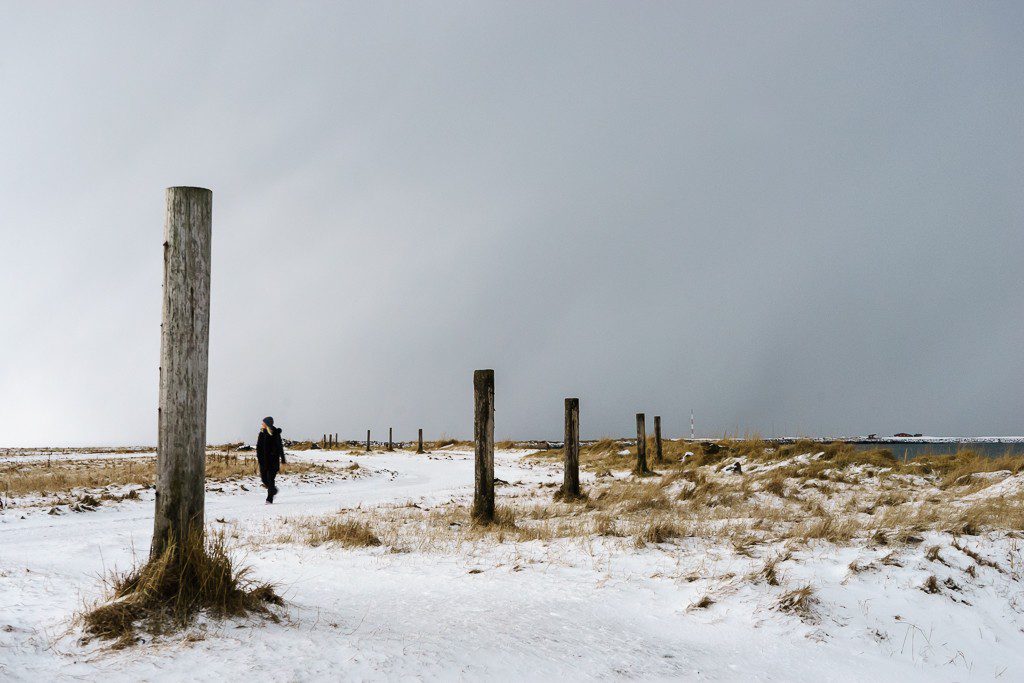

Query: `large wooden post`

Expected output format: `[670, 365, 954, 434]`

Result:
[417, 428, 425, 454]
[387, 427, 394, 451]
[153, 186, 212, 558]
[366, 429, 371, 452]
[635, 412, 649, 474]
[654, 415, 663, 463]
[473, 369, 495, 522]
[561, 398, 581, 499]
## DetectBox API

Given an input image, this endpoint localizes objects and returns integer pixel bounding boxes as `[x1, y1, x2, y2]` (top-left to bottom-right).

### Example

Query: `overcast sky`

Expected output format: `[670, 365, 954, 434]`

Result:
[1, 1, 1021, 446]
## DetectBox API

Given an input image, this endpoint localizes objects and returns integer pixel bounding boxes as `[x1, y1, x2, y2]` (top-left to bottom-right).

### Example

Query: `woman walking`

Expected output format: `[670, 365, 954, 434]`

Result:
[256, 416, 286, 504]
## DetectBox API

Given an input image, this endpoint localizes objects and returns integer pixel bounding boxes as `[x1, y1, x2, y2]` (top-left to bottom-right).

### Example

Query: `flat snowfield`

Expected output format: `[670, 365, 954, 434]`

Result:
[2, 449, 1023, 681]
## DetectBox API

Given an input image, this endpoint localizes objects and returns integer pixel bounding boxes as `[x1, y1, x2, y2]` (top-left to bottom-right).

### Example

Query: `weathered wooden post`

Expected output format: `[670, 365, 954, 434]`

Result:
[473, 369, 495, 522]
[334, 433, 338, 448]
[152, 186, 212, 559]
[634, 412, 649, 474]
[417, 428, 425, 454]
[387, 427, 394, 451]
[654, 415, 663, 463]
[561, 398, 581, 499]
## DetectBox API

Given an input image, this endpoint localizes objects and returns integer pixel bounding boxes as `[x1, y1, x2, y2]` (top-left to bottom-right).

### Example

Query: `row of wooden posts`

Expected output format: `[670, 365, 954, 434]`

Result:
[469, 369, 666, 521]
[318, 428, 427, 454]
[152, 185, 670, 550]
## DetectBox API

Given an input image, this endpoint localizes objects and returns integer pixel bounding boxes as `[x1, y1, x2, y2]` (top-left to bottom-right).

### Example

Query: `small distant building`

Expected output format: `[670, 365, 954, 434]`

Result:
[894, 432, 913, 438]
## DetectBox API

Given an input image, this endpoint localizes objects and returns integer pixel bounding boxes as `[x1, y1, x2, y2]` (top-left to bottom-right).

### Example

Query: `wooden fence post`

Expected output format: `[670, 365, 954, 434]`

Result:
[387, 427, 393, 451]
[152, 186, 212, 559]
[366, 429, 371, 452]
[417, 428, 425, 454]
[634, 412, 649, 475]
[473, 369, 495, 522]
[561, 398, 581, 499]
[654, 415, 663, 463]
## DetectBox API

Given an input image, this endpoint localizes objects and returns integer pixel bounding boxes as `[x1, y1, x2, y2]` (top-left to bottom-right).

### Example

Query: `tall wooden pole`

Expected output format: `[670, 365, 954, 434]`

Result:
[153, 186, 212, 558]
[417, 428, 425, 454]
[654, 415, 663, 463]
[635, 412, 649, 475]
[473, 369, 495, 522]
[366, 429, 371, 452]
[561, 398, 581, 499]
[387, 427, 393, 451]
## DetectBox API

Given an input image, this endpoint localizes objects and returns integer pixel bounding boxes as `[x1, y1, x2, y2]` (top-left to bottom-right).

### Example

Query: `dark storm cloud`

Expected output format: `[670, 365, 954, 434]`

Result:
[1, 1, 1021, 445]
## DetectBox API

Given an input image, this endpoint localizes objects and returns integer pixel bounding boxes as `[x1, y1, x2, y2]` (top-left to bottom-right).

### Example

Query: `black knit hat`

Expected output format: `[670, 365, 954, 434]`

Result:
[263, 416, 274, 427]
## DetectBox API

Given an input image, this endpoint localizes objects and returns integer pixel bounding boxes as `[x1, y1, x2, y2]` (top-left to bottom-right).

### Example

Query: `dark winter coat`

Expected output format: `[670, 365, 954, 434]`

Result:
[256, 426, 285, 475]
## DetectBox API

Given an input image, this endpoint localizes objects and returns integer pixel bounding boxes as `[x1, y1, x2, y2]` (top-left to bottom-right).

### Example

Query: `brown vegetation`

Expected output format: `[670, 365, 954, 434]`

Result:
[307, 519, 382, 548]
[82, 530, 280, 648]
[0, 454, 328, 499]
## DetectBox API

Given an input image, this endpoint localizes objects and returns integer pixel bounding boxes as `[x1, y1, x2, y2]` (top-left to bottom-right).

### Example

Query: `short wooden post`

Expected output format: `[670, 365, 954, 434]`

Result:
[417, 428, 425, 454]
[635, 412, 649, 474]
[654, 415, 663, 463]
[366, 429, 371, 452]
[387, 427, 394, 451]
[561, 398, 581, 499]
[152, 186, 212, 559]
[473, 369, 495, 522]
[334, 433, 338, 448]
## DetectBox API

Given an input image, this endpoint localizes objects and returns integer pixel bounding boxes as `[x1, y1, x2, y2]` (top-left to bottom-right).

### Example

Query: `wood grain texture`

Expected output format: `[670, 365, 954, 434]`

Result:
[153, 186, 212, 558]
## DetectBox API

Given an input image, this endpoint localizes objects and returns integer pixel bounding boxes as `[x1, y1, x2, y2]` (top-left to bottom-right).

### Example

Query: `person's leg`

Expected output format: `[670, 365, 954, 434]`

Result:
[268, 471, 277, 502]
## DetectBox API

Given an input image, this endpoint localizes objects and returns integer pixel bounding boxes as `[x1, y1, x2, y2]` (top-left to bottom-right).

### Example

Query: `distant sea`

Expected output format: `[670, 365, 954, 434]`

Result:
[846, 440, 1024, 460]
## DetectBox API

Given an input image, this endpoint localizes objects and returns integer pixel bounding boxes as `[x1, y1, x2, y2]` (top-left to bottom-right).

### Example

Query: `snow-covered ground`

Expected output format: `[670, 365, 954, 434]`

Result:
[2, 448, 1023, 681]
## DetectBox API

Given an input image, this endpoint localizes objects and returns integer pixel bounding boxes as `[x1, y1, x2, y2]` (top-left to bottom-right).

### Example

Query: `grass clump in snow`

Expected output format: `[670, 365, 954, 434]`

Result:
[307, 519, 382, 548]
[776, 584, 817, 620]
[82, 529, 281, 648]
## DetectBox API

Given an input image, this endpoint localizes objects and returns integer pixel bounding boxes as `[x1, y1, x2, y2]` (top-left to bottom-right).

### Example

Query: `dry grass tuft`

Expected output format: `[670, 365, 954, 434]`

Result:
[776, 584, 816, 619]
[307, 519, 382, 548]
[753, 551, 790, 585]
[1, 454, 327, 498]
[634, 520, 684, 547]
[688, 594, 715, 610]
[82, 529, 280, 648]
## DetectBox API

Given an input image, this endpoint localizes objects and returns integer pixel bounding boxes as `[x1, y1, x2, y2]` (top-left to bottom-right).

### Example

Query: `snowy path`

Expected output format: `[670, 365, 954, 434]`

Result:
[1, 450, 1021, 681]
